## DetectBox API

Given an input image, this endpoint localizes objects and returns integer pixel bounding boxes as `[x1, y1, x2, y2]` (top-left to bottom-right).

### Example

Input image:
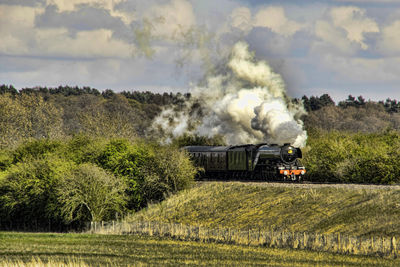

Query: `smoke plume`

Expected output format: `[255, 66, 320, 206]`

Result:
[152, 41, 307, 147]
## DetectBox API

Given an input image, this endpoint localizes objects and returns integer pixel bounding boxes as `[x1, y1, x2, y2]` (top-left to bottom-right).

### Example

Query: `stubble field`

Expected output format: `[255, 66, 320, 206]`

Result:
[1, 232, 399, 267]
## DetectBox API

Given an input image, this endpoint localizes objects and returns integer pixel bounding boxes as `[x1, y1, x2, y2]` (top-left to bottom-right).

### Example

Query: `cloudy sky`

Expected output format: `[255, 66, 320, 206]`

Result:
[1, 0, 400, 101]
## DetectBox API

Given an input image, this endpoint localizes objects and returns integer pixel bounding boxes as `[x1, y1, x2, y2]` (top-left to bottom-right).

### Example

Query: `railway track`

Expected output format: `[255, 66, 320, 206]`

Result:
[197, 180, 400, 190]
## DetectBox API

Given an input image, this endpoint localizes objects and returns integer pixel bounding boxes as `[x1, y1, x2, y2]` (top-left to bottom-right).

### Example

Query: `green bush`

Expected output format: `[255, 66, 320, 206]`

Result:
[0, 150, 12, 171]
[96, 139, 148, 210]
[96, 139, 197, 210]
[303, 130, 400, 184]
[64, 134, 106, 164]
[0, 156, 73, 230]
[57, 163, 127, 222]
[140, 145, 197, 203]
[12, 139, 62, 164]
[97, 139, 144, 177]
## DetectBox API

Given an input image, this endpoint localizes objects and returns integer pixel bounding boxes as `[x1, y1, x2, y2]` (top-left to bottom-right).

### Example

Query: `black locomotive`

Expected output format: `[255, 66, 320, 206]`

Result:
[184, 143, 306, 181]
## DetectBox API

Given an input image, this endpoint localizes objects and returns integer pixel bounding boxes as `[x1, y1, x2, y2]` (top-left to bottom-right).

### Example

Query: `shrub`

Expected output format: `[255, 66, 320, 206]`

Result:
[303, 130, 400, 184]
[0, 156, 73, 230]
[12, 139, 62, 164]
[96, 139, 196, 210]
[57, 163, 127, 223]
[0, 149, 12, 171]
[96, 139, 149, 210]
[64, 134, 106, 164]
[140, 145, 197, 203]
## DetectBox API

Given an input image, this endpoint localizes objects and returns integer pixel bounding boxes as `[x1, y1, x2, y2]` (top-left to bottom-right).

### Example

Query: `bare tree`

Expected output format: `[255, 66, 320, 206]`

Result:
[57, 163, 127, 222]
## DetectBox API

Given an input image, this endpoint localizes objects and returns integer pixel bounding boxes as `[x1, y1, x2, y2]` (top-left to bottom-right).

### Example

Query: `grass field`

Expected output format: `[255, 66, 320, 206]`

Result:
[128, 182, 400, 237]
[1, 232, 400, 266]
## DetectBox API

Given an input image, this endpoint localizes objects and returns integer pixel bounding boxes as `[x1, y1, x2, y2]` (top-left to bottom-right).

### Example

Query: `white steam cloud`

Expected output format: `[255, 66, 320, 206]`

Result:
[152, 41, 307, 147]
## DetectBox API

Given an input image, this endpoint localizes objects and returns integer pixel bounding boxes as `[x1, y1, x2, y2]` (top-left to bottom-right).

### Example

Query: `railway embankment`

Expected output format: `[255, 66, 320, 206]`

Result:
[128, 181, 400, 237]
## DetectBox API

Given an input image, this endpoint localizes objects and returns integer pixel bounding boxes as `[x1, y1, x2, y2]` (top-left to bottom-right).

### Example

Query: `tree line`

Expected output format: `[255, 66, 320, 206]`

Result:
[1, 83, 399, 148]
[300, 94, 400, 113]
[0, 84, 189, 106]
[2, 84, 399, 113]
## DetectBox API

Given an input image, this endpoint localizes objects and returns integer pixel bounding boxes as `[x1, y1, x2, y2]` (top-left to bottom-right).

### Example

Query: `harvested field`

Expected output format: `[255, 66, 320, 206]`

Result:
[1, 232, 399, 267]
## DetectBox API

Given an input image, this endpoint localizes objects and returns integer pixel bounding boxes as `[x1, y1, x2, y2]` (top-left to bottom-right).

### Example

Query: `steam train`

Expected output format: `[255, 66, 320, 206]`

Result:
[183, 143, 306, 181]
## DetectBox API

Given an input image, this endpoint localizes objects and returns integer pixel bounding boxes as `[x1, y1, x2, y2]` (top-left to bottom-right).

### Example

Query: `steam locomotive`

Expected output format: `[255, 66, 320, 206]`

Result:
[183, 143, 306, 181]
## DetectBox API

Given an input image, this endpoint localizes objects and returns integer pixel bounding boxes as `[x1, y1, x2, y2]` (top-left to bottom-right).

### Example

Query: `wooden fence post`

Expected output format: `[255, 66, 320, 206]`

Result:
[392, 236, 397, 256]
[371, 236, 374, 254]
[199, 226, 201, 241]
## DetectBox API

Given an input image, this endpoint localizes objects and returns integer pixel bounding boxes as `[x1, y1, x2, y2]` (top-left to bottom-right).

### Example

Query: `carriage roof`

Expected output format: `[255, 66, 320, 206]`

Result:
[183, 146, 230, 152]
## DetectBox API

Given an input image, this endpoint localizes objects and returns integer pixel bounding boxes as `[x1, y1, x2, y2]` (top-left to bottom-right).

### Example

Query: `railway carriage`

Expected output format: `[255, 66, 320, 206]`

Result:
[184, 143, 306, 181]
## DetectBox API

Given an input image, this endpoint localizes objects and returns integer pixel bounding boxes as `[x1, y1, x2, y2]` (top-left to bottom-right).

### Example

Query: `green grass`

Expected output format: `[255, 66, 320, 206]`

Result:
[1, 232, 399, 266]
[128, 182, 400, 237]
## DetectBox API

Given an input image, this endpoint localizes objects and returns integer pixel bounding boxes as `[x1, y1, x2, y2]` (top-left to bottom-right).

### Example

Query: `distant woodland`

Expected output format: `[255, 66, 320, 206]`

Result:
[301, 94, 400, 133]
[0, 84, 191, 147]
[1, 84, 400, 148]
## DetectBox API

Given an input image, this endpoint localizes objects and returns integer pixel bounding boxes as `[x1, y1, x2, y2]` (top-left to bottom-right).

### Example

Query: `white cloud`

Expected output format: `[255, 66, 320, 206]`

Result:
[45, 0, 122, 12]
[319, 54, 400, 83]
[312, 6, 379, 55]
[230, 7, 252, 33]
[0, 58, 123, 88]
[143, 0, 196, 39]
[0, 4, 133, 58]
[36, 28, 133, 58]
[227, 6, 304, 37]
[313, 20, 355, 55]
[379, 20, 400, 56]
[45, 0, 135, 25]
[0, 5, 42, 55]
[330, 6, 379, 49]
[253, 6, 304, 37]
[0, 52, 189, 93]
